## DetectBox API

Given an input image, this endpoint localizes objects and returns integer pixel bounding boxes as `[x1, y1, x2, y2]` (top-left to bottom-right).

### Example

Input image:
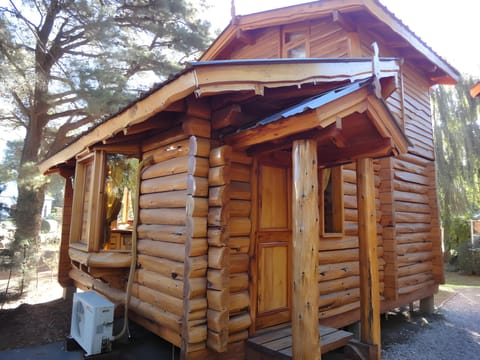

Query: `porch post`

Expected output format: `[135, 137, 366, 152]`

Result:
[356, 158, 381, 359]
[292, 139, 321, 360]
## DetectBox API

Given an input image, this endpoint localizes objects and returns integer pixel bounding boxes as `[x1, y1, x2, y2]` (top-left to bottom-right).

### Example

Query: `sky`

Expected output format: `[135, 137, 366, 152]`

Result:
[205, 0, 480, 76]
[1, 0, 479, 159]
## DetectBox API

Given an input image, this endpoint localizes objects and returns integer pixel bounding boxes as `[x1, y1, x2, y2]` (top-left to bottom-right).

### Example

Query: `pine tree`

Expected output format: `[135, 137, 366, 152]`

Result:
[0, 0, 211, 277]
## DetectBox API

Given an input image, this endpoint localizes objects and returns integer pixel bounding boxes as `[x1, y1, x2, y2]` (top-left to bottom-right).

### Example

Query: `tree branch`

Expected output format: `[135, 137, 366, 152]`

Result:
[47, 114, 95, 156]
[46, 108, 89, 121]
[48, 95, 80, 108]
[11, 91, 30, 119]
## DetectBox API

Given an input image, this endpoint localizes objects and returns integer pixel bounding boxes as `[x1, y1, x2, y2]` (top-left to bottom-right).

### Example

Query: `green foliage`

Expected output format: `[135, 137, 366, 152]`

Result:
[457, 243, 480, 275]
[444, 216, 471, 251]
[432, 76, 480, 252]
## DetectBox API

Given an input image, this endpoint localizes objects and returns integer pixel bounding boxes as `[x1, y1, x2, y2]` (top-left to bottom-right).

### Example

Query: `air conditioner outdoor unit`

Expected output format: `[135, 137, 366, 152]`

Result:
[70, 291, 114, 356]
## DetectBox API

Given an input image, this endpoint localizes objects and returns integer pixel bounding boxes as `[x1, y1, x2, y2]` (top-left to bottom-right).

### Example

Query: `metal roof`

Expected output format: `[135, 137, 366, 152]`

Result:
[240, 77, 373, 131]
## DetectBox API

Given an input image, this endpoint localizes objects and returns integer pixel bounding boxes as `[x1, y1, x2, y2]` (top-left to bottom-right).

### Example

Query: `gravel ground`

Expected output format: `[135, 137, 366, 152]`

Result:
[382, 287, 480, 360]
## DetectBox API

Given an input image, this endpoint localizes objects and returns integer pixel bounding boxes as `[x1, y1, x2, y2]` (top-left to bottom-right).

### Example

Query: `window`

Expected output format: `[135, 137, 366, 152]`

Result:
[319, 166, 344, 236]
[282, 23, 309, 58]
[70, 150, 138, 252]
[102, 154, 138, 250]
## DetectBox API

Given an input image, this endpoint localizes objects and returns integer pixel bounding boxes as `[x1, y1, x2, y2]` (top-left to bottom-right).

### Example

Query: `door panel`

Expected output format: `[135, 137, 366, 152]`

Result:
[257, 242, 288, 313]
[260, 165, 289, 229]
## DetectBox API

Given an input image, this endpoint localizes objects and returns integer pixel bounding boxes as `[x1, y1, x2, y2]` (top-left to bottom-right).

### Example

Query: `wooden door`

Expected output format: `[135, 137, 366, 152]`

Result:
[255, 163, 292, 329]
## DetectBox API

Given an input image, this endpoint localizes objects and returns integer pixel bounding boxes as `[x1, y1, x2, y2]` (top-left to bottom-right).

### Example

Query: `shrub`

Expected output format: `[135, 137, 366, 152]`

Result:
[457, 242, 480, 274]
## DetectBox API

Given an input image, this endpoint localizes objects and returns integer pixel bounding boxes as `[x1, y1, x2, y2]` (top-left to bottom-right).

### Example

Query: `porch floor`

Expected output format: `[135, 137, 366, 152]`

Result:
[246, 323, 354, 359]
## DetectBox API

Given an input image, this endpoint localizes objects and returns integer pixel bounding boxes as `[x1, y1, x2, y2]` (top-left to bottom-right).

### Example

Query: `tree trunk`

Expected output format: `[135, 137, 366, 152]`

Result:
[12, 121, 46, 292]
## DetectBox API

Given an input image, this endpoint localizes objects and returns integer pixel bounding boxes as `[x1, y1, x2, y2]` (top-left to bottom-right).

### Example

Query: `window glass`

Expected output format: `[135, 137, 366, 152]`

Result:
[285, 31, 305, 43]
[320, 166, 344, 235]
[103, 154, 138, 250]
[79, 160, 93, 245]
[287, 44, 307, 58]
[283, 24, 309, 58]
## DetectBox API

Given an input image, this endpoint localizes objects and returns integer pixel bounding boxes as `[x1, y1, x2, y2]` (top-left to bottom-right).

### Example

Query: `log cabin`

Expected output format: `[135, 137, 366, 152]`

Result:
[39, 1, 459, 359]
[470, 82, 480, 98]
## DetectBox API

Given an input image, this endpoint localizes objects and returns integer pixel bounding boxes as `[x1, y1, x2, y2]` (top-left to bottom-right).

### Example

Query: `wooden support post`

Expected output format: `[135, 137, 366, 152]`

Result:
[420, 295, 434, 314]
[356, 158, 381, 359]
[292, 139, 321, 360]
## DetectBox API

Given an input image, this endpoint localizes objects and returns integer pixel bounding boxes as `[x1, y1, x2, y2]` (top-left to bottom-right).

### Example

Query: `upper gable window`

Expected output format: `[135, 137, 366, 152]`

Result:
[282, 23, 309, 58]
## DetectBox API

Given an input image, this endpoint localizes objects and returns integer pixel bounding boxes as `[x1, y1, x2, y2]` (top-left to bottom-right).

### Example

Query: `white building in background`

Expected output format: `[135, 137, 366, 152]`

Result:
[0, 181, 54, 218]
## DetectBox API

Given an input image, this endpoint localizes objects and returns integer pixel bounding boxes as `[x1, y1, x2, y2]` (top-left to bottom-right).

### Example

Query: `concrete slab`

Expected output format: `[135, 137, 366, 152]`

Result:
[0, 322, 179, 360]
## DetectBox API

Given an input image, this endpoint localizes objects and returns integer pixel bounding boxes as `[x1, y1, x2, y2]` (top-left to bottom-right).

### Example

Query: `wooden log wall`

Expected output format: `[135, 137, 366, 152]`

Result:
[135, 112, 211, 354]
[387, 64, 441, 298]
[392, 154, 436, 295]
[309, 18, 349, 58]
[318, 162, 384, 323]
[229, 28, 280, 59]
[359, 32, 443, 303]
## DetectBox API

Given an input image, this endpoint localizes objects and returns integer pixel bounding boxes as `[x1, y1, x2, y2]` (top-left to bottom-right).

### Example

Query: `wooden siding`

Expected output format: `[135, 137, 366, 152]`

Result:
[229, 28, 281, 59]
[134, 122, 211, 352]
[359, 28, 443, 301]
[309, 19, 350, 58]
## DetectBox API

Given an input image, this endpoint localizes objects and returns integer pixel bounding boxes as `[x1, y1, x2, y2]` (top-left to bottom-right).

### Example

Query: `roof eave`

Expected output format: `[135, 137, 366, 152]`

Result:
[39, 58, 400, 173]
[363, 0, 460, 84]
[38, 70, 199, 173]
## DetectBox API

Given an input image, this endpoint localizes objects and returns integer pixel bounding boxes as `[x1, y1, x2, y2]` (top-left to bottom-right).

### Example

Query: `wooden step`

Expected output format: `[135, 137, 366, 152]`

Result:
[246, 324, 354, 359]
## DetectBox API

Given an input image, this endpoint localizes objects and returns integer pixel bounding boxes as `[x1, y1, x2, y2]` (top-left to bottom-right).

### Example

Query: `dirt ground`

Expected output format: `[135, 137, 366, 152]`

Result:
[0, 270, 71, 350]
[0, 271, 477, 352]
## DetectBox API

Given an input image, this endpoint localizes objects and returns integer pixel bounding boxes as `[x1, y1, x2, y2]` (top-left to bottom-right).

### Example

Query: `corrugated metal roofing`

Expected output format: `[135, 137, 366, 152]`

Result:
[240, 77, 373, 131]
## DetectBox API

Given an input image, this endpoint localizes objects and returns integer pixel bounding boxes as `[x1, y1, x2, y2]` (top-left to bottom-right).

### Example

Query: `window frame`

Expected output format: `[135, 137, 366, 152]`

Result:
[281, 22, 310, 58]
[70, 147, 138, 253]
[319, 165, 344, 237]
[70, 150, 106, 251]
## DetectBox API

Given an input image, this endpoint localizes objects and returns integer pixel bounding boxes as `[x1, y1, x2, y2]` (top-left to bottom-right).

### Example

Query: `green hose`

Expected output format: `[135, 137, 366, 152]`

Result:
[113, 155, 153, 341]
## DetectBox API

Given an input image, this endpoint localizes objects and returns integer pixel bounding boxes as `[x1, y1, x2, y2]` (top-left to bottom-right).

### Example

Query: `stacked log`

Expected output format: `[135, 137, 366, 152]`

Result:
[205, 146, 252, 352]
[226, 152, 252, 343]
[135, 115, 211, 353]
[206, 145, 231, 352]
